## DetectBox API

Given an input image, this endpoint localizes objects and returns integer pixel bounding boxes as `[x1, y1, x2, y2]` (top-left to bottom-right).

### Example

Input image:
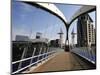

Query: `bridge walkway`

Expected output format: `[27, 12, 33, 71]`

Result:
[25, 51, 95, 73]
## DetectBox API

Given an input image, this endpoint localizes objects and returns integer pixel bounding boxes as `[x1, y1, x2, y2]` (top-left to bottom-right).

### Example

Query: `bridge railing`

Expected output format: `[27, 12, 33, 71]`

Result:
[71, 46, 96, 64]
[12, 46, 59, 74]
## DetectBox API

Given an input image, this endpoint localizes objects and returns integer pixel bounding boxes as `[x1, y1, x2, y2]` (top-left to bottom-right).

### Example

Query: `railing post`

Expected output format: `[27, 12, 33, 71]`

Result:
[46, 47, 49, 59]
[18, 47, 27, 70]
[28, 47, 36, 70]
[37, 47, 43, 64]
[43, 47, 48, 61]
[42, 47, 46, 60]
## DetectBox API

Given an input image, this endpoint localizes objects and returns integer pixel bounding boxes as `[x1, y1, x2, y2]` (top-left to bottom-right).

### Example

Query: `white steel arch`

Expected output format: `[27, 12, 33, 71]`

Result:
[69, 5, 96, 25]
[17, 0, 96, 26]
[17, 0, 68, 26]
[15, 0, 96, 45]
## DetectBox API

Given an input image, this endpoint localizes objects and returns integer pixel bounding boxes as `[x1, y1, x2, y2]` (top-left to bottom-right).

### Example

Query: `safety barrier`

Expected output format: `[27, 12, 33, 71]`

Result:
[12, 47, 59, 74]
[71, 47, 96, 64]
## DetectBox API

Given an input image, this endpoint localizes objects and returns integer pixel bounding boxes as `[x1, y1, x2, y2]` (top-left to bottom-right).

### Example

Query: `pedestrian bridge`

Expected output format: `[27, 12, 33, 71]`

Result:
[12, 0, 96, 74]
[24, 51, 95, 73]
[12, 47, 96, 74]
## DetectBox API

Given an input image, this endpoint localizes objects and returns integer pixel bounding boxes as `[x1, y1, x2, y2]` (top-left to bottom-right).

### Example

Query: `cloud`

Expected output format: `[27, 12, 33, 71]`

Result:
[12, 24, 30, 41]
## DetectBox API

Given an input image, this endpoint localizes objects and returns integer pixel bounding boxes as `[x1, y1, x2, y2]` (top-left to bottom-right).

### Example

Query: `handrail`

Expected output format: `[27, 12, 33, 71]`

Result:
[12, 48, 58, 74]
[12, 50, 55, 64]
[71, 47, 96, 64]
[12, 52, 55, 74]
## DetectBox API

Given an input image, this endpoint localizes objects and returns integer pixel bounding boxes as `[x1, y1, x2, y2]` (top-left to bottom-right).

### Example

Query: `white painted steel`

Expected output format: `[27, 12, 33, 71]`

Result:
[69, 6, 95, 25]
[16, 0, 68, 25]
[12, 50, 57, 74]
[12, 50, 55, 64]
[12, 1, 96, 74]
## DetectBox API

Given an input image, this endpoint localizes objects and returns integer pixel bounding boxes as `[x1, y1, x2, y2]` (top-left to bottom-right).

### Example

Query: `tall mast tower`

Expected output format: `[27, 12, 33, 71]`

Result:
[71, 28, 76, 48]
[58, 28, 64, 48]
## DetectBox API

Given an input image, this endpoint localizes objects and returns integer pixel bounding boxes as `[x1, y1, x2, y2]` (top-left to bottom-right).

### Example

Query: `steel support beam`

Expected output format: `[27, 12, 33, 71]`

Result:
[17, 0, 68, 26]
[69, 5, 96, 25]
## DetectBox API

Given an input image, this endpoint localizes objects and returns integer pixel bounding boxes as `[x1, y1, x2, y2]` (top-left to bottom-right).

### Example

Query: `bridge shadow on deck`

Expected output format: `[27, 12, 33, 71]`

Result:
[24, 51, 96, 73]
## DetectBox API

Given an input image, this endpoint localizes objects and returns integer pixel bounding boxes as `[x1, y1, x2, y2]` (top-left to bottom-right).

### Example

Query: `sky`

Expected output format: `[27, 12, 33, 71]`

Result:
[12, 1, 96, 44]
[12, 1, 66, 41]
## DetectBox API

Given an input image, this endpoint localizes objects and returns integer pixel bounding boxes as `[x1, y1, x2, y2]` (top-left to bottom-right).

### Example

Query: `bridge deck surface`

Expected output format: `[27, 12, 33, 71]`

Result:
[26, 51, 95, 73]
